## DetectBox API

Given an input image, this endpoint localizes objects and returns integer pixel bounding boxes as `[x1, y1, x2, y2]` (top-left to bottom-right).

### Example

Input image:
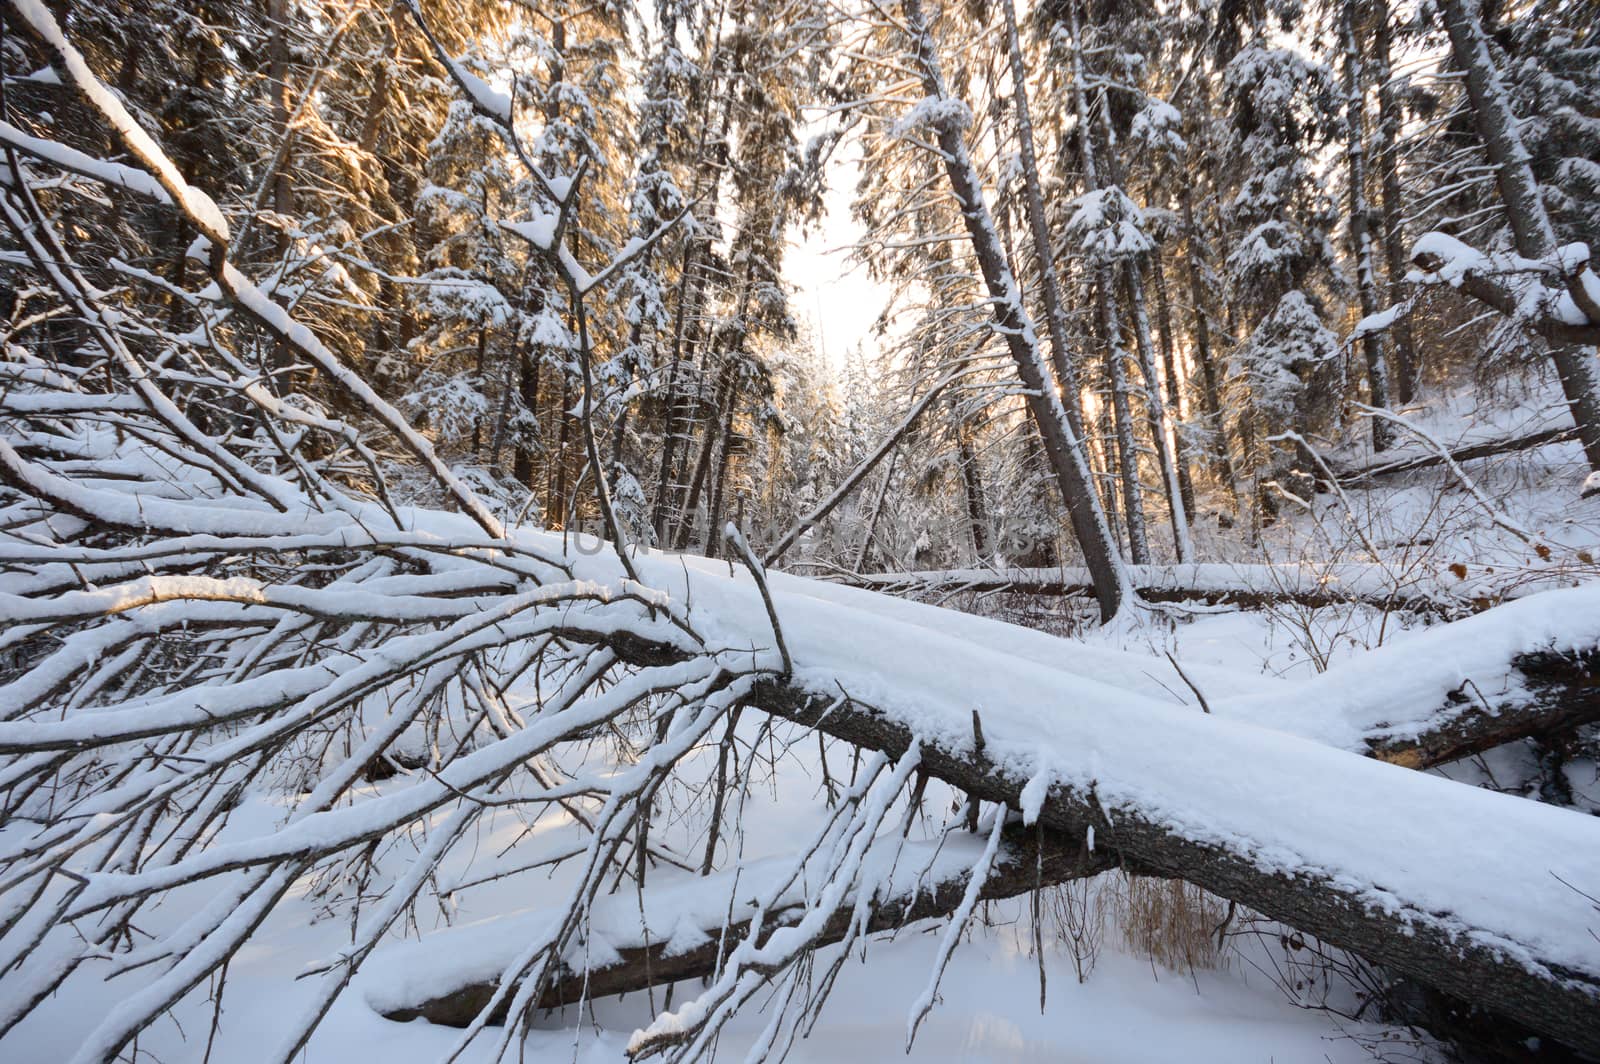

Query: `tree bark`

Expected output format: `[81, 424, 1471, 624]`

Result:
[1096, 283, 1149, 564]
[651, 8, 734, 539]
[266, 0, 294, 381]
[267, 0, 293, 236]
[513, 347, 539, 489]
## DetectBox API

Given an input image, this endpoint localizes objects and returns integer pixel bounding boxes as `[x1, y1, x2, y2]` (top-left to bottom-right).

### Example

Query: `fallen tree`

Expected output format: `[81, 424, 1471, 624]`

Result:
[738, 681, 1600, 1059]
[374, 821, 1122, 1027]
[369, 590, 1600, 1052]
[373, 633, 1600, 1035]
[1331, 425, 1578, 482]
[1212, 584, 1600, 765]
[1363, 647, 1600, 768]
[833, 562, 1518, 614]
[7, 420, 1599, 1061]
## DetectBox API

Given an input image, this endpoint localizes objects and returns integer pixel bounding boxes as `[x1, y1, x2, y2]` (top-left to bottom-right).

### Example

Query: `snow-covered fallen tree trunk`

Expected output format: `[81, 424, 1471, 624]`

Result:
[832, 562, 1553, 614]
[371, 640, 1600, 1031]
[736, 685, 1600, 1056]
[495, 567, 1600, 1057]
[1208, 583, 1600, 765]
[1362, 647, 1600, 768]
[373, 820, 1122, 1027]
[1331, 425, 1578, 482]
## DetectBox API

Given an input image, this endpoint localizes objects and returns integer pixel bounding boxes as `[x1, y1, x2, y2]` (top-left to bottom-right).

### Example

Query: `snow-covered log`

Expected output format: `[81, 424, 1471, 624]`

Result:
[1363, 648, 1600, 768]
[735, 689, 1600, 1057]
[816, 565, 1600, 769]
[1203, 586, 1600, 760]
[832, 561, 1569, 615]
[372, 821, 1121, 1027]
[518, 566, 1600, 1056]
[1332, 425, 1578, 482]
[371, 631, 1600, 1028]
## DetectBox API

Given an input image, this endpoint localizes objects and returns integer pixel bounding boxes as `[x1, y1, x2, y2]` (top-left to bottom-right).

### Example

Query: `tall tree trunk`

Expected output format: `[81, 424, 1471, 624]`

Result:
[513, 353, 539, 489]
[1180, 191, 1241, 511]
[661, 143, 739, 538]
[1087, 86, 1190, 559]
[357, 3, 399, 154]
[1372, 0, 1419, 404]
[985, 66, 1019, 267]
[1096, 284, 1149, 564]
[552, 373, 572, 527]
[901, 0, 1127, 620]
[651, 254, 708, 537]
[1438, 0, 1600, 473]
[487, 332, 518, 477]
[1094, 370, 1124, 548]
[472, 324, 487, 457]
[1000, 0, 1086, 439]
[1124, 264, 1193, 559]
[1343, 0, 1393, 453]
[650, 38, 733, 539]
[267, 0, 292, 238]
[1151, 254, 1197, 523]
[954, 404, 991, 559]
[1062, 4, 1148, 564]
[703, 375, 742, 558]
[266, 0, 294, 381]
[674, 360, 735, 551]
